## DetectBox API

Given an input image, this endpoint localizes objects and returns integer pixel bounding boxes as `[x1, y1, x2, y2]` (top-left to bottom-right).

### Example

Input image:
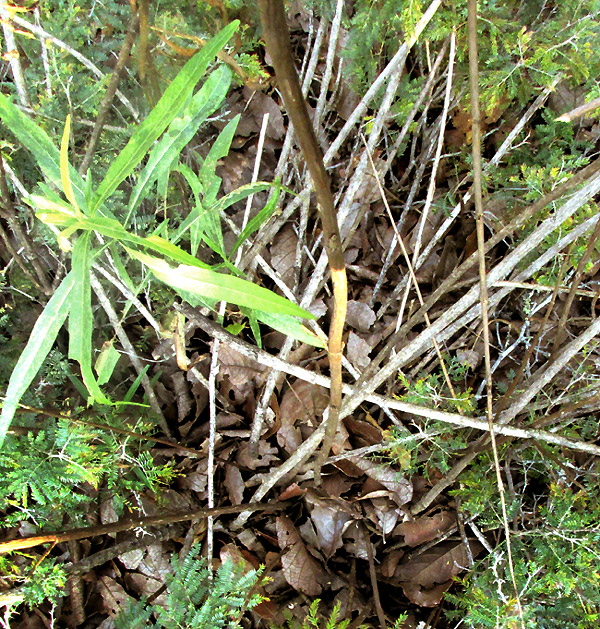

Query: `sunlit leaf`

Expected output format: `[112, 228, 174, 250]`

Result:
[0, 273, 75, 448]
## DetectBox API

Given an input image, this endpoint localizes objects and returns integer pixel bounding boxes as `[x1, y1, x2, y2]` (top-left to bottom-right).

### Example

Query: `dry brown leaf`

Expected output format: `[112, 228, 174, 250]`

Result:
[350, 456, 413, 505]
[346, 331, 372, 370]
[98, 576, 132, 617]
[237, 441, 279, 469]
[217, 343, 265, 387]
[308, 503, 353, 559]
[401, 580, 453, 607]
[345, 300, 376, 332]
[224, 464, 245, 505]
[276, 516, 326, 596]
[278, 380, 329, 451]
[343, 520, 369, 560]
[395, 511, 456, 547]
[381, 550, 405, 578]
[271, 225, 298, 289]
[394, 542, 482, 587]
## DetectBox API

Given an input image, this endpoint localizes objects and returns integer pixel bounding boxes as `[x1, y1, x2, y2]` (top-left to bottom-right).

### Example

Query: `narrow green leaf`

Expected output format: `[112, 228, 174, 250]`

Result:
[126, 65, 232, 222]
[68, 233, 110, 404]
[70, 215, 213, 269]
[0, 272, 75, 448]
[126, 248, 315, 319]
[252, 310, 326, 348]
[197, 114, 240, 207]
[91, 21, 239, 214]
[95, 340, 121, 386]
[60, 114, 79, 213]
[0, 94, 88, 212]
[231, 182, 281, 256]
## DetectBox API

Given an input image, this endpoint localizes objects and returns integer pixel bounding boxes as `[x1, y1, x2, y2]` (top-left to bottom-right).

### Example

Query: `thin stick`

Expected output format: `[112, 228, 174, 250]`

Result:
[0, 0, 30, 107]
[468, 1, 523, 620]
[257, 0, 347, 484]
[177, 305, 600, 457]
[90, 271, 171, 436]
[0, 502, 287, 554]
[79, 17, 138, 175]
[366, 530, 387, 629]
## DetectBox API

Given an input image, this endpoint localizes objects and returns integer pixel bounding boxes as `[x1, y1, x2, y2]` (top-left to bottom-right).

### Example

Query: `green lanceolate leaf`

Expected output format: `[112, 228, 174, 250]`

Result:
[60, 114, 79, 214]
[126, 65, 233, 222]
[91, 20, 239, 215]
[0, 272, 75, 448]
[68, 232, 110, 404]
[70, 214, 213, 269]
[230, 182, 281, 257]
[252, 310, 326, 348]
[0, 94, 88, 212]
[126, 248, 315, 319]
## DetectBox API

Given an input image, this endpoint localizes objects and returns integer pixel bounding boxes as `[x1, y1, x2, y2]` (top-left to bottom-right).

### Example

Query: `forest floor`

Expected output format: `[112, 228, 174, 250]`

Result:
[3, 1, 600, 628]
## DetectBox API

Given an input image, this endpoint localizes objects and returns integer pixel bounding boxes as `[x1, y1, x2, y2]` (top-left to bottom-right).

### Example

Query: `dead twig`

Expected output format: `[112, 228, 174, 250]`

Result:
[467, 0, 524, 621]
[257, 0, 347, 484]
[79, 16, 138, 175]
[0, 502, 288, 554]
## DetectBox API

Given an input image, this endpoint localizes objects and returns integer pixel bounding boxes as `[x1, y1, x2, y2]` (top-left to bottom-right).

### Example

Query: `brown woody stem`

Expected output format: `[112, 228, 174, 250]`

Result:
[256, 0, 347, 485]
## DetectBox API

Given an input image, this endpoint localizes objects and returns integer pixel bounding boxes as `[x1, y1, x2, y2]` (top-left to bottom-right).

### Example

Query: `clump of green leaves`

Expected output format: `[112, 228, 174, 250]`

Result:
[0, 414, 175, 530]
[114, 550, 265, 628]
[447, 451, 600, 628]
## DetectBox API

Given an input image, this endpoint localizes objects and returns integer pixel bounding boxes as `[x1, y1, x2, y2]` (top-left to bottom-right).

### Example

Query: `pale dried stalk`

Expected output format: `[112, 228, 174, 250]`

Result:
[90, 272, 170, 436]
[178, 306, 600, 458]
[468, 0, 523, 620]
[0, 0, 30, 107]
[340, 171, 600, 420]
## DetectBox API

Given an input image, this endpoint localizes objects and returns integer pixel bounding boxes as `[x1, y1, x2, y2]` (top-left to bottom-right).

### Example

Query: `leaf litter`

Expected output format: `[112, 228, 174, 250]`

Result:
[10, 3, 600, 628]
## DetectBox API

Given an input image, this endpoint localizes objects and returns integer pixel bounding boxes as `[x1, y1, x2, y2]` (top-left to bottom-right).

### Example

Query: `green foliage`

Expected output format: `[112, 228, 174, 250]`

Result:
[114, 550, 265, 628]
[446, 454, 600, 628]
[0, 414, 175, 530]
[273, 598, 380, 629]
[0, 21, 320, 447]
[20, 559, 68, 609]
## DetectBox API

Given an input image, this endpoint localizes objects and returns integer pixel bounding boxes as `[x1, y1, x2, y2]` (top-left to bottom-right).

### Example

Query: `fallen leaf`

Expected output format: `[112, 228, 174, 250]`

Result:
[98, 576, 132, 617]
[350, 456, 413, 505]
[401, 580, 453, 607]
[271, 225, 298, 289]
[217, 343, 265, 387]
[237, 441, 279, 469]
[308, 503, 353, 559]
[346, 331, 372, 370]
[394, 542, 482, 587]
[395, 512, 456, 547]
[276, 516, 326, 596]
[224, 464, 245, 505]
[345, 300, 376, 332]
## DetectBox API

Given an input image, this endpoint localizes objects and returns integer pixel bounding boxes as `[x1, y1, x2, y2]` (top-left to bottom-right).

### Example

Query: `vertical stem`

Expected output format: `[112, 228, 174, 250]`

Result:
[256, 0, 347, 484]
[467, 0, 524, 624]
[0, 0, 30, 107]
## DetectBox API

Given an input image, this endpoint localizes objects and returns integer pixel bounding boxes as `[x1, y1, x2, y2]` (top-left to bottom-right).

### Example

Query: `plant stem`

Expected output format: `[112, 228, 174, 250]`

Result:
[256, 0, 347, 485]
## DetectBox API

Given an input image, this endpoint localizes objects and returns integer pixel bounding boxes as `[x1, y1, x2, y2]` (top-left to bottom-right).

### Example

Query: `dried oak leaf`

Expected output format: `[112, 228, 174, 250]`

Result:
[394, 541, 482, 588]
[345, 300, 376, 332]
[224, 464, 245, 505]
[350, 456, 413, 505]
[401, 580, 453, 607]
[276, 516, 326, 596]
[395, 511, 456, 547]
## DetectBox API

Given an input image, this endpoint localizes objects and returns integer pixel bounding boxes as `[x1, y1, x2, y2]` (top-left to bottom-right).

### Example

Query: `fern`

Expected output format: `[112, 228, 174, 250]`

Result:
[114, 548, 265, 629]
